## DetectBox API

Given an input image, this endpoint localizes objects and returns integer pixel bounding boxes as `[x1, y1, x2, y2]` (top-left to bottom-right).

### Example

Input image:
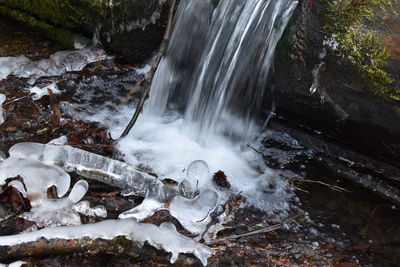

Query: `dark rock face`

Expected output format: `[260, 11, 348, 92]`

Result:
[0, 0, 168, 63]
[273, 1, 400, 164]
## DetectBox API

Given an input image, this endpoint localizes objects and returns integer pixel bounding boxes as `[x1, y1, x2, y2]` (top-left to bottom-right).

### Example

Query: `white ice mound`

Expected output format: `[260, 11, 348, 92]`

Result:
[0, 219, 212, 266]
[0, 93, 6, 125]
[0, 47, 107, 83]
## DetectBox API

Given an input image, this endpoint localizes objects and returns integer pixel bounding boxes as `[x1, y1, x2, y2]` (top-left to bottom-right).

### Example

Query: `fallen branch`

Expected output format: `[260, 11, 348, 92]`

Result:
[0, 219, 211, 265]
[0, 236, 196, 264]
[119, 0, 178, 138]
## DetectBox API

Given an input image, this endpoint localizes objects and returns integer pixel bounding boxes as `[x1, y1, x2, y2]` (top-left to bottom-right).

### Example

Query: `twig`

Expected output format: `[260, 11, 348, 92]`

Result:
[209, 214, 303, 244]
[48, 88, 61, 126]
[196, 208, 212, 223]
[3, 96, 28, 106]
[290, 178, 351, 193]
[247, 145, 265, 157]
[67, 143, 114, 149]
[119, 0, 178, 139]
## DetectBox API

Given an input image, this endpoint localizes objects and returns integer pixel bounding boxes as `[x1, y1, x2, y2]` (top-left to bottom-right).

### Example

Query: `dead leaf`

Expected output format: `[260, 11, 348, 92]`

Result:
[213, 170, 231, 189]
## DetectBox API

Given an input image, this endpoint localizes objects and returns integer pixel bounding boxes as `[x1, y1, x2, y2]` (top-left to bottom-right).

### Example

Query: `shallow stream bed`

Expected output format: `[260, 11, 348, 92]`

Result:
[0, 15, 399, 267]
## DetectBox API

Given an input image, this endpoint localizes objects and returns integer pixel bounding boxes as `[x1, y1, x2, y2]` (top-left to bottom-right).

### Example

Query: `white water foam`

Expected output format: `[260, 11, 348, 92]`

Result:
[85, 106, 292, 214]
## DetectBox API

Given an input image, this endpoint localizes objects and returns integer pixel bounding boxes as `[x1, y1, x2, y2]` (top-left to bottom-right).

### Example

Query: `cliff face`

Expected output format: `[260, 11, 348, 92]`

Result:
[273, 0, 400, 163]
[0, 0, 168, 62]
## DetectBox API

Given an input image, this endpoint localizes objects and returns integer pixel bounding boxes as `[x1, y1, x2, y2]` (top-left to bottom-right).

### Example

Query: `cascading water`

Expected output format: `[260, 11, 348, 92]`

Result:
[79, 0, 298, 212]
[145, 0, 298, 142]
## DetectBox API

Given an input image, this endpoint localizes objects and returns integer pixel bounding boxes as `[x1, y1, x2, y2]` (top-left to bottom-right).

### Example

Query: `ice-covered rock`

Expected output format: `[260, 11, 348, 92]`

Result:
[0, 220, 212, 265]
[28, 82, 61, 101]
[0, 94, 6, 125]
[0, 47, 107, 84]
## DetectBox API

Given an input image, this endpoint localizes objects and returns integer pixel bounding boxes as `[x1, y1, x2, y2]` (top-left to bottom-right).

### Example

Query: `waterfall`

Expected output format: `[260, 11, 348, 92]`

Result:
[145, 0, 298, 142]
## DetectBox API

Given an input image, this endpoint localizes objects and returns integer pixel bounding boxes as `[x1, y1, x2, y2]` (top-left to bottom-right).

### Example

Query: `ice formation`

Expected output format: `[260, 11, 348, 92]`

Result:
[0, 47, 108, 84]
[0, 220, 212, 266]
[186, 160, 210, 192]
[28, 82, 61, 101]
[0, 261, 26, 267]
[309, 62, 326, 94]
[4, 136, 146, 189]
[0, 151, 5, 162]
[0, 94, 5, 125]
[169, 189, 219, 235]
[23, 180, 106, 228]
[0, 139, 107, 227]
[118, 198, 164, 220]
[0, 138, 213, 264]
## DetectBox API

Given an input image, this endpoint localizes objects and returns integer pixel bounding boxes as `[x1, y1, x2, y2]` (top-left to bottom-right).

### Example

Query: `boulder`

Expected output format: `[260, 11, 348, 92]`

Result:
[273, 0, 400, 164]
[0, 0, 169, 62]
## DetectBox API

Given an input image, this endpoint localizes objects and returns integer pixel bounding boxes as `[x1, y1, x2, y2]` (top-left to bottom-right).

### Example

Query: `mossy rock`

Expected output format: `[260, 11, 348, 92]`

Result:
[273, 0, 400, 163]
[0, 0, 168, 62]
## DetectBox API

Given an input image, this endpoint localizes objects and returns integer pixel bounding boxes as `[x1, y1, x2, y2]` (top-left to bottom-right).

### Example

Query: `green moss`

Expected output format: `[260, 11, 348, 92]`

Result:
[325, 0, 399, 100]
[115, 236, 133, 247]
[0, 5, 77, 48]
[0, 0, 108, 31]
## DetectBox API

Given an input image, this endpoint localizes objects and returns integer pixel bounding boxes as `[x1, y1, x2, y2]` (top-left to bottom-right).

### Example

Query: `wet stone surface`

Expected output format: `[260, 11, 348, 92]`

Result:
[0, 16, 64, 60]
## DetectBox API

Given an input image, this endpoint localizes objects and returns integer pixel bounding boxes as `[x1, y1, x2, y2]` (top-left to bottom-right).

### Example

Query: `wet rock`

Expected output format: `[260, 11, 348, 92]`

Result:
[0, 0, 169, 63]
[273, 0, 400, 163]
[0, 176, 31, 216]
